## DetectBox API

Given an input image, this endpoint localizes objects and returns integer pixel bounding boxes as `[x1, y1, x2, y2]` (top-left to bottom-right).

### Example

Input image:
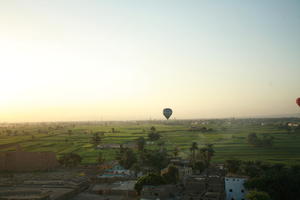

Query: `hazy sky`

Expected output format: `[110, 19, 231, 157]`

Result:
[0, 0, 300, 122]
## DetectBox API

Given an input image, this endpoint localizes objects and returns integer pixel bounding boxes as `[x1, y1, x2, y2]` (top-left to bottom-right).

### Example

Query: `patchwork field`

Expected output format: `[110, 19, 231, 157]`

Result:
[0, 118, 300, 165]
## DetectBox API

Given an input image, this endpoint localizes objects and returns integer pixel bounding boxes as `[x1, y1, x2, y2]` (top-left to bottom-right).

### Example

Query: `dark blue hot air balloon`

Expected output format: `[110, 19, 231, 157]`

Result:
[163, 108, 173, 120]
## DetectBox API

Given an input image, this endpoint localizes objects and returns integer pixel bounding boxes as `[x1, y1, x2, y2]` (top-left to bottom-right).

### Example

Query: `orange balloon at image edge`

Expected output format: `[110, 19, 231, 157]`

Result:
[297, 98, 300, 107]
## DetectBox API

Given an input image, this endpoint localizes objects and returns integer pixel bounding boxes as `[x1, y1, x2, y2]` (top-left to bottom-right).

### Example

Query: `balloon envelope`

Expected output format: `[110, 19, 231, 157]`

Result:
[163, 108, 173, 120]
[297, 98, 300, 107]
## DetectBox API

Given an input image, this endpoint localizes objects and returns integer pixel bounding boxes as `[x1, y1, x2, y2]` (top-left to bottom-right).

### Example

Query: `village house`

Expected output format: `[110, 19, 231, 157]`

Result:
[98, 164, 136, 180]
[288, 122, 299, 127]
[225, 175, 248, 200]
[201, 192, 224, 200]
[91, 180, 137, 197]
[140, 185, 178, 200]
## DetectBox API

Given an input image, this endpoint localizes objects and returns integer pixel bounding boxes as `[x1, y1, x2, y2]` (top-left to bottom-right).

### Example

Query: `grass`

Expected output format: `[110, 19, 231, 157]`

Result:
[0, 119, 300, 165]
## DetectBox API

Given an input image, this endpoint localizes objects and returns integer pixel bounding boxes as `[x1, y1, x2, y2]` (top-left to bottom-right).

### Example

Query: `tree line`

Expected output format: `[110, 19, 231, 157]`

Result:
[225, 159, 300, 200]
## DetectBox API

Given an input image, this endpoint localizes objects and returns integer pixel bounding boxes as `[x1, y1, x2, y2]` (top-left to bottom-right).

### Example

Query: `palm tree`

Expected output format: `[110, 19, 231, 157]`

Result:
[67, 130, 73, 136]
[97, 152, 105, 165]
[199, 143, 215, 190]
[150, 126, 156, 133]
[136, 137, 146, 152]
[173, 146, 180, 157]
[91, 133, 101, 148]
[157, 141, 166, 152]
[199, 143, 215, 168]
[190, 142, 198, 165]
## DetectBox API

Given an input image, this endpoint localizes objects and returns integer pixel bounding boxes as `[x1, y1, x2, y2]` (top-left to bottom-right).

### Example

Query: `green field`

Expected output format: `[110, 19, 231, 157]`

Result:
[0, 118, 300, 165]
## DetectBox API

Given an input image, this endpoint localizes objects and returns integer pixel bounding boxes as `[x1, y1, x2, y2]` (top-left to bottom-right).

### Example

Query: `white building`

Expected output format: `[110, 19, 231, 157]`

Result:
[225, 175, 248, 200]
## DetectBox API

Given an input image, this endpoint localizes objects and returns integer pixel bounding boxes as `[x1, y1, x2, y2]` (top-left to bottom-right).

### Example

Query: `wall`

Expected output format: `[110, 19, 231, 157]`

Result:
[0, 151, 59, 172]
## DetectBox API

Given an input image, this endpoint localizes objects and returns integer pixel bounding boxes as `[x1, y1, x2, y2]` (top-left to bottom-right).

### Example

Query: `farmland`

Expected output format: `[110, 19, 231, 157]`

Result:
[0, 118, 300, 165]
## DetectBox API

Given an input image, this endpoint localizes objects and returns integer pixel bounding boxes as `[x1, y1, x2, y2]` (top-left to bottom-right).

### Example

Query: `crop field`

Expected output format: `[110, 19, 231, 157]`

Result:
[0, 118, 300, 165]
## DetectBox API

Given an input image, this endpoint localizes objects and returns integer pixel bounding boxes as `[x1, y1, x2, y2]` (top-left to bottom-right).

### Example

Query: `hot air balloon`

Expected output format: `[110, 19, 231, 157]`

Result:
[163, 108, 173, 120]
[297, 98, 300, 107]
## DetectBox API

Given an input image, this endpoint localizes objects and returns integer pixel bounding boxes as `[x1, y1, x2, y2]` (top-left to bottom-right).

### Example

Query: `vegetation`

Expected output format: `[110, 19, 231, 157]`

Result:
[91, 132, 101, 147]
[58, 153, 82, 167]
[148, 132, 161, 141]
[161, 164, 179, 184]
[223, 159, 300, 200]
[0, 118, 300, 165]
[225, 160, 242, 173]
[190, 142, 198, 165]
[136, 136, 146, 152]
[244, 164, 300, 200]
[134, 173, 166, 194]
[117, 147, 137, 169]
[97, 152, 105, 165]
[141, 150, 170, 172]
[246, 191, 271, 200]
[247, 133, 274, 147]
[198, 143, 215, 168]
[173, 146, 180, 157]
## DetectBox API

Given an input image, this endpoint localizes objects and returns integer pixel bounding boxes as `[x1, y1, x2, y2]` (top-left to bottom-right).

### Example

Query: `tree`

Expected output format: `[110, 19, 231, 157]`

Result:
[225, 159, 242, 173]
[118, 148, 137, 169]
[131, 163, 142, 177]
[58, 153, 82, 167]
[190, 142, 198, 165]
[199, 144, 215, 168]
[97, 152, 105, 165]
[141, 150, 170, 172]
[248, 133, 258, 145]
[157, 141, 166, 152]
[198, 144, 215, 190]
[67, 130, 73, 136]
[91, 133, 101, 147]
[173, 146, 180, 157]
[244, 164, 300, 200]
[148, 132, 161, 141]
[246, 191, 271, 200]
[134, 173, 166, 194]
[136, 136, 146, 152]
[162, 164, 179, 184]
[261, 135, 274, 147]
[247, 133, 274, 147]
[240, 161, 263, 177]
[150, 126, 156, 132]
[193, 161, 206, 174]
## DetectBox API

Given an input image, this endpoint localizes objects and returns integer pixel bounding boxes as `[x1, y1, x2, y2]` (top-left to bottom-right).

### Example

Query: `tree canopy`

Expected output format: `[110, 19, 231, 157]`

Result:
[58, 153, 82, 167]
[134, 173, 166, 194]
[246, 190, 271, 200]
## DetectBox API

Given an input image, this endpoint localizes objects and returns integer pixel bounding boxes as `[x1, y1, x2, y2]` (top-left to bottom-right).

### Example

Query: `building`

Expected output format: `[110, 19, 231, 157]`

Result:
[91, 180, 137, 197]
[97, 142, 137, 150]
[104, 164, 133, 176]
[141, 185, 178, 200]
[201, 192, 224, 200]
[0, 151, 59, 172]
[169, 158, 192, 179]
[177, 165, 193, 179]
[225, 175, 248, 200]
[184, 175, 206, 196]
[0, 190, 50, 200]
[98, 164, 136, 180]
